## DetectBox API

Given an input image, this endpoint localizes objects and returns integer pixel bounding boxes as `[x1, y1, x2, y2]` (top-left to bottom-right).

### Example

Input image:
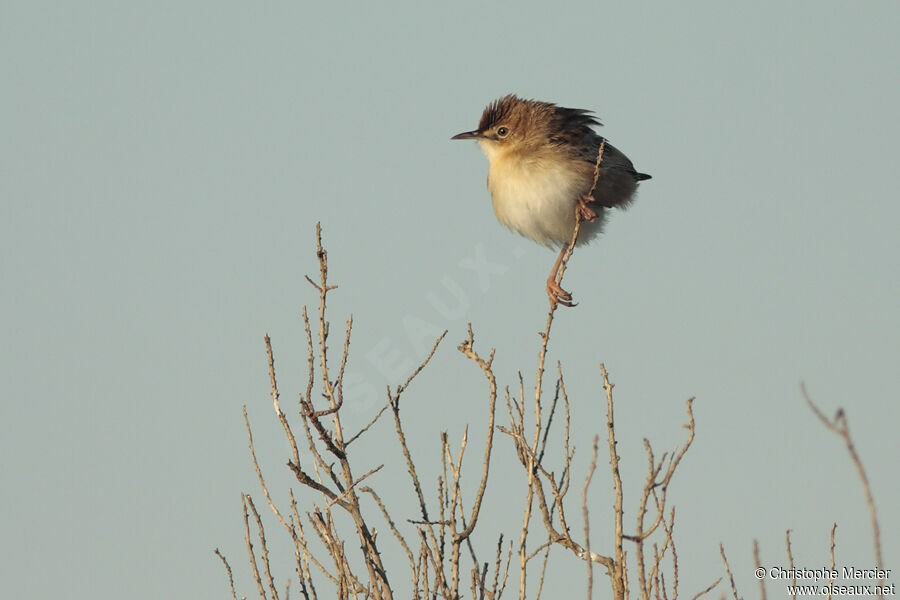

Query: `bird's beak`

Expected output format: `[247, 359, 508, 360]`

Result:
[451, 130, 481, 140]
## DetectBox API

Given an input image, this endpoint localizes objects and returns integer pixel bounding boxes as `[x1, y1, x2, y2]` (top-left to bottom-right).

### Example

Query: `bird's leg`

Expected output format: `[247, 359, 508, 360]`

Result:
[576, 193, 600, 222]
[547, 193, 599, 308]
[546, 245, 576, 308]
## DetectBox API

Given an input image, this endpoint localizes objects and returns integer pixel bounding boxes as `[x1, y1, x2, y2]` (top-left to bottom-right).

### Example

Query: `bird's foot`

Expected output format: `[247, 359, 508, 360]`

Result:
[576, 194, 600, 223]
[546, 276, 576, 308]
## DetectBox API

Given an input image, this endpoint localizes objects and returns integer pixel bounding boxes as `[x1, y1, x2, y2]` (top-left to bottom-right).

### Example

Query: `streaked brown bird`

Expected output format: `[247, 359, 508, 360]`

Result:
[452, 94, 650, 307]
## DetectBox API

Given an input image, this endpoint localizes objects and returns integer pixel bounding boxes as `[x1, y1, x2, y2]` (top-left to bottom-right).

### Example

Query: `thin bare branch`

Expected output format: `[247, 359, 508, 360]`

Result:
[362, 486, 416, 577]
[786, 529, 796, 600]
[582, 435, 600, 600]
[243, 494, 269, 600]
[289, 491, 323, 599]
[247, 494, 280, 600]
[827, 524, 837, 600]
[215, 548, 240, 600]
[244, 406, 295, 534]
[549, 139, 607, 308]
[344, 330, 446, 452]
[803, 384, 883, 585]
[455, 325, 498, 542]
[385, 331, 450, 523]
[719, 543, 739, 600]
[265, 334, 301, 467]
[601, 363, 626, 599]
[753, 540, 766, 600]
[324, 464, 384, 510]
[690, 578, 722, 600]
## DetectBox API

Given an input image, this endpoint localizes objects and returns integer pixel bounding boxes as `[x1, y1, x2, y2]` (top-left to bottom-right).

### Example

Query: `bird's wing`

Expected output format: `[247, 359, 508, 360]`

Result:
[574, 136, 650, 182]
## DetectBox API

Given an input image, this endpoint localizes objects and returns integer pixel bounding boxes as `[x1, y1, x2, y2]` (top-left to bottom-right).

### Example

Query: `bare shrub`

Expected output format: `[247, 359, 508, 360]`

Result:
[216, 183, 882, 599]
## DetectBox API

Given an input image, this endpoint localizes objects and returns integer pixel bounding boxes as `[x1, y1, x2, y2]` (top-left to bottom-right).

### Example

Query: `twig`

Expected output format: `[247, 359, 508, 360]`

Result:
[348, 331, 446, 446]
[362, 486, 416, 578]
[601, 364, 626, 599]
[244, 407, 293, 532]
[289, 490, 323, 599]
[247, 494, 280, 600]
[662, 508, 678, 600]
[690, 577, 722, 600]
[324, 464, 384, 510]
[827, 524, 837, 600]
[299, 306, 339, 484]
[753, 540, 766, 600]
[530, 143, 607, 509]
[504, 417, 614, 569]
[719, 543, 739, 600]
[215, 548, 239, 600]
[265, 334, 300, 466]
[534, 538, 551, 600]
[583, 436, 600, 600]
[551, 139, 607, 305]
[786, 530, 796, 600]
[803, 384, 883, 588]
[243, 494, 269, 600]
[454, 324, 499, 597]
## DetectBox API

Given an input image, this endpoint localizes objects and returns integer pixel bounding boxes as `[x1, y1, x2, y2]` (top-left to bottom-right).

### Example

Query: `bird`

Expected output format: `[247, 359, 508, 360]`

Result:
[452, 94, 650, 307]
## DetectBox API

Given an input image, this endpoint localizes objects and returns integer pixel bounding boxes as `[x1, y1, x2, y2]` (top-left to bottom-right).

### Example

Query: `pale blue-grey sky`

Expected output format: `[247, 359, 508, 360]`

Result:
[2, 1, 897, 598]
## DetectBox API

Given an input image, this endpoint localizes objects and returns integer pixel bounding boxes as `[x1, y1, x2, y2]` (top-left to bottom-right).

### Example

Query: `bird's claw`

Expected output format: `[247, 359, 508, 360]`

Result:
[546, 278, 576, 308]
[576, 194, 600, 223]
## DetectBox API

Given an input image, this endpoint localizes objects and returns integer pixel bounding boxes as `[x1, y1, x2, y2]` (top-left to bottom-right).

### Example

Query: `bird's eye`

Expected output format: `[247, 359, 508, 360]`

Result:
[496, 126, 510, 138]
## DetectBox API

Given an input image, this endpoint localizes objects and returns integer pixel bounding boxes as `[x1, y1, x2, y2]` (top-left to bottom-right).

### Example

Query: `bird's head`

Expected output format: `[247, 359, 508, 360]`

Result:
[452, 94, 601, 164]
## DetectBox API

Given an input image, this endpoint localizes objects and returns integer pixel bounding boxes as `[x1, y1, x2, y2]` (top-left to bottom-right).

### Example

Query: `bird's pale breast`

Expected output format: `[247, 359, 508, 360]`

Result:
[485, 151, 603, 247]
